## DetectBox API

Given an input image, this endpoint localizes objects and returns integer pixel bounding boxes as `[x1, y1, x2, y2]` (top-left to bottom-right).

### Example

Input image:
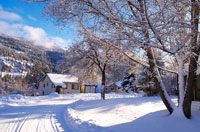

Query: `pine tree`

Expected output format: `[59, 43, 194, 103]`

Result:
[121, 73, 136, 92]
[1, 64, 7, 72]
[26, 61, 45, 85]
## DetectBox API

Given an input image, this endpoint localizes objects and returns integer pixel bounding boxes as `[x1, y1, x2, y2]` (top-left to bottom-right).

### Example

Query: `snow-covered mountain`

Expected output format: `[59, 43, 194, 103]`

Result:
[0, 55, 31, 77]
[0, 34, 67, 95]
[0, 34, 65, 74]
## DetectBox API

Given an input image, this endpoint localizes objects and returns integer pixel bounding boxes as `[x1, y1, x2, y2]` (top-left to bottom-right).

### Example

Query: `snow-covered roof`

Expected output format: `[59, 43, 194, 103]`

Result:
[115, 81, 122, 87]
[47, 73, 79, 87]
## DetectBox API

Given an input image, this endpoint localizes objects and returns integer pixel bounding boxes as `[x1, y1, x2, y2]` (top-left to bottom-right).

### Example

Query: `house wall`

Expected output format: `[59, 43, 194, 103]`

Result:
[116, 88, 124, 93]
[38, 76, 55, 95]
[84, 85, 96, 93]
[192, 101, 200, 111]
[104, 84, 118, 93]
[104, 86, 117, 93]
[195, 75, 200, 101]
[60, 82, 81, 94]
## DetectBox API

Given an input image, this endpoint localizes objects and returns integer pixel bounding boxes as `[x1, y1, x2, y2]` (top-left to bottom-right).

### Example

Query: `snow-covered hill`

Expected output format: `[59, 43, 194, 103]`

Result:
[0, 34, 66, 73]
[0, 34, 68, 95]
[0, 55, 32, 77]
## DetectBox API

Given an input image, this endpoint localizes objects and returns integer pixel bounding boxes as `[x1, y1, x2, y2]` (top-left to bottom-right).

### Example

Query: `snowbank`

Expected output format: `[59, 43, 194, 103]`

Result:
[65, 95, 200, 132]
[48, 92, 59, 97]
[64, 100, 103, 132]
[0, 94, 24, 100]
[0, 94, 26, 110]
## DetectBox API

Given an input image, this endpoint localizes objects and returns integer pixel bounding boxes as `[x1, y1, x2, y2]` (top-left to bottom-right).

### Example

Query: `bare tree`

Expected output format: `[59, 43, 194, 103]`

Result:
[29, 0, 200, 118]
[68, 26, 121, 99]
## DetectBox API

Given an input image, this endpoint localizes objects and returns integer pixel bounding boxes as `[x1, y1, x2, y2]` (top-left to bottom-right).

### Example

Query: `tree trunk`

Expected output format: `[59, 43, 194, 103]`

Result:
[138, 0, 174, 114]
[101, 68, 106, 100]
[183, 0, 200, 119]
[146, 47, 174, 114]
[183, 57, 197, 118]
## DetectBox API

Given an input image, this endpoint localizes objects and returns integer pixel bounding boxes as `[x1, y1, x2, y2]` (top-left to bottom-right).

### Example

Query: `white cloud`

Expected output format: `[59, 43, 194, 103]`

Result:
[23, 26, 46, 40]
[23, 26, 58, 49]
[0, 21, 24, 36]
[0, 6, 22, 21]
[0, 5, 68, 49]
[0, 20, 69, 49]
[51, 37, 70, 48]
[28, 16, 37, 21]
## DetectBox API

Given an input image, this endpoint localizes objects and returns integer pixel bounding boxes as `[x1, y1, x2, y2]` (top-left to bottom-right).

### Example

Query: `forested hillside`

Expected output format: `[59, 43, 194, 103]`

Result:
[0, 34, 65, 95]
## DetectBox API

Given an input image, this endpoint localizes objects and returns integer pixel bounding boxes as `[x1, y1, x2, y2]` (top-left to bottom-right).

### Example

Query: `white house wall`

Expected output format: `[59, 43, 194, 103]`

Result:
[85, 86, 96, 93]
[60, 83, 81, 94]
[38, 76, 55, 95]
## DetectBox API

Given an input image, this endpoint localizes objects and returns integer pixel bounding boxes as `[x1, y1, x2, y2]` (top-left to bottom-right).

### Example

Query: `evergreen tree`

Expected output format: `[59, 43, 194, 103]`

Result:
[26, 61, 45, 85]
[121, 73, 136, 92]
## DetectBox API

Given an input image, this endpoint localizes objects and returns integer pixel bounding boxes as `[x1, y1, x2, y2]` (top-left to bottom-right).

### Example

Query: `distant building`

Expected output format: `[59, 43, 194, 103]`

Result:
[192, 75, 200, 111]
[38, 73, 81, 95]
[81, 84, 97, 93]
[105, 83, 119, 93]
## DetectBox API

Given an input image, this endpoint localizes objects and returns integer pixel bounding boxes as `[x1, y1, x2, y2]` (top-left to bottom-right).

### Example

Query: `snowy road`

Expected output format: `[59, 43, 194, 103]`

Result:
[0, 94, 77, 132]
[1, 93, 199, 132]
[0, 93, 140, 132]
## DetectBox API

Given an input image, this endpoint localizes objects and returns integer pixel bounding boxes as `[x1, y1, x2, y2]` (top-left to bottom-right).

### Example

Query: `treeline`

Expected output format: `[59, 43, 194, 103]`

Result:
[0, 35, 53, 69]
[0, 35, 56, 95]
[0, 61, 51, 96]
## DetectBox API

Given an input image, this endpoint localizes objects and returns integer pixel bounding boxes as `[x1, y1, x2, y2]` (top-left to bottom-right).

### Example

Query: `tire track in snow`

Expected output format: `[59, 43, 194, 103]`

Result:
[1, 112, 25, 132]
[2, 117, 17, 132]
[0, 96, 79, 132]
[36, 118, 42, 132]
[3, 117, 18, 132]
[50, 113, 59, 132]
[15, 113, 33, 132]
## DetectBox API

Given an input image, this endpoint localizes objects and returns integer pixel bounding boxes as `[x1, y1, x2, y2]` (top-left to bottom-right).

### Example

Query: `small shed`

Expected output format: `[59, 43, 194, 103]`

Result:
[105, 83, 118, 93]
[81, 84, 97, 93]
[191, 75, 200, 111]
[194, 75, 200, 101]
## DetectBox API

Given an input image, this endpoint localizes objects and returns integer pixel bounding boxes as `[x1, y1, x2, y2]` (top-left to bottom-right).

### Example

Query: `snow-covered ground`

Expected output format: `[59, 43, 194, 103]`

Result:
[0, 55, 32, 75]
[0, 93, 200, 132]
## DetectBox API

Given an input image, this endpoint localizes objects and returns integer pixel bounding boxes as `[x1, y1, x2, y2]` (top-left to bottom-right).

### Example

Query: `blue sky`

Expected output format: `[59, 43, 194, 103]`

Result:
[0, 0, 77, 48]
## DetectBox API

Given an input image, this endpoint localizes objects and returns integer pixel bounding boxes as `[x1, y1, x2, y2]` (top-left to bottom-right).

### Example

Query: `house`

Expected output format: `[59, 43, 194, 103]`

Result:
[104, 83, 119, 93]
[81, 84, 97, 93]
[192, 75, 200, 110]
[194, 75, 200, 101]
[38, 73, 81, 95]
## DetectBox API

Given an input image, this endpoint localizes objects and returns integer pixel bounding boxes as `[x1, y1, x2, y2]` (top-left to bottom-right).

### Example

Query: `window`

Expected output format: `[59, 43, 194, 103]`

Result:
[72, 84, 79, 90]
[111, 88, 114, 90]
[52, 84, 54, 88]
[44, 84, 45, 88]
